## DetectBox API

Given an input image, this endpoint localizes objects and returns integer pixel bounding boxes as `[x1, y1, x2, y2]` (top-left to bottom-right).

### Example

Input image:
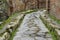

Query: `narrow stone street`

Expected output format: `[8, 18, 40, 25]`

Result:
[13, 11, 53, 40]
[0, 0, 60, 40]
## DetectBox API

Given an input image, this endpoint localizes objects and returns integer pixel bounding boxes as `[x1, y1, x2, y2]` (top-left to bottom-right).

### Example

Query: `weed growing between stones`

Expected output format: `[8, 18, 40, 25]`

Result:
[48, 14, 60, 24]
[40, 16, 58, 40]
[8, 15, 25, 40]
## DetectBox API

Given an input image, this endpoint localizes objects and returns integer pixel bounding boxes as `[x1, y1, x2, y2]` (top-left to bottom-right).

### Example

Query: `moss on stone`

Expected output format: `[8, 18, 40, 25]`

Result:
[40, 16, 58, 40]
[48, 14, 60, 24]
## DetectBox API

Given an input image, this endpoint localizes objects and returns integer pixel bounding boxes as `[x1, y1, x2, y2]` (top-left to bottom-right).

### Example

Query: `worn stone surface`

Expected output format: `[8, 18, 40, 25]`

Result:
[0, 14, 24, 34]
[13, 11, 52, 40]
[0, 14, 24, 40]
[40, 10, 60, 40]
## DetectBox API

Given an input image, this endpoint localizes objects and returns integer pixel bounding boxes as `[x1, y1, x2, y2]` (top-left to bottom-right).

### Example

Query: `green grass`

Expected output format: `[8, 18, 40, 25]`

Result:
[9, 29, 18, 40]
[48, 14, 60, 24]
[23, 9, 38, 14]
[9, 15, 24, 40]
[7, 9, 37, 40]
[0, 9, 37, 30]
[0, 9, 37, 38]
[40, 16, 58, 40]
[0, 12, 19, 29]
[47, 25, 58, 40]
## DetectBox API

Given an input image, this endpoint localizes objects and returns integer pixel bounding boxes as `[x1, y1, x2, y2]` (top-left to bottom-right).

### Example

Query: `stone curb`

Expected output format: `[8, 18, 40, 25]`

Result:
[40, 11, 60, 40]
[0, 14, 24, 40]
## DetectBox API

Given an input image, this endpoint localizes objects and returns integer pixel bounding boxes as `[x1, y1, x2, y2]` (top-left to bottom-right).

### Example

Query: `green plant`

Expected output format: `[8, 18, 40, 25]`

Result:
[8, 9, 36, 40]
[0, 12, 19, 29]
[9, 15, 24, 40]
[40, 16, 58, 40]
[48, 14, 60, 24]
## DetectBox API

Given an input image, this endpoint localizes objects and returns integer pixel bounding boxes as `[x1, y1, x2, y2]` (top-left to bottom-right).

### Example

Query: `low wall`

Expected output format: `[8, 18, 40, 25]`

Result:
[0, 10, 37, 40]
[0, 14, 24, 40]
[40, 11, 60, 40]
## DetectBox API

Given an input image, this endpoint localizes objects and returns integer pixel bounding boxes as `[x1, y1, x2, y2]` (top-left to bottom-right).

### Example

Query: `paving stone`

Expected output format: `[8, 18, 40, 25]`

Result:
[13, 10, 52, 40]
[35, 37, 47, 40]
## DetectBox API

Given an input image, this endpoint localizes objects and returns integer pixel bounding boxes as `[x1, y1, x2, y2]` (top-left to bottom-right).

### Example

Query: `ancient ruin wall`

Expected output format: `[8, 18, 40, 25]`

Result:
[50, 0, 60, 19]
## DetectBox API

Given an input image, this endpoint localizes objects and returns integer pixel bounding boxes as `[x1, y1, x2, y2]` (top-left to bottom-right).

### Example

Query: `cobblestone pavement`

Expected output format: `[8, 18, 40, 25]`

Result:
[13, 11, 53, 40]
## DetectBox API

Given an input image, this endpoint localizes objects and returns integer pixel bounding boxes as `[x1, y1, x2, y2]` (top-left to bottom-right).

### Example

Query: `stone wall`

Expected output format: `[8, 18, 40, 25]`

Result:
[0, 14, 24, 40]
[23, 0, 46, 10]
[38, 0, 46, 9]
[12, 0, 25, 12]
[7, 0, 46, 13]
[0, 0, 9, 21]
[23, 0, 38, 10]
[49, 0, 60, 19]
[40, 10, 60, 40]
[0, 0, 46, 20]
